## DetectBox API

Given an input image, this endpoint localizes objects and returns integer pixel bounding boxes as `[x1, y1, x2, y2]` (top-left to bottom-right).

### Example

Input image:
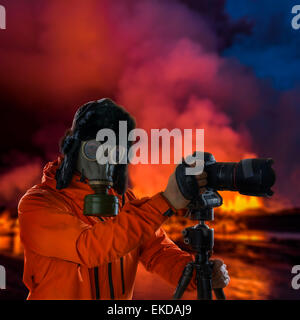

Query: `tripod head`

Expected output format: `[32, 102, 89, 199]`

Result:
[186, 189, 223, 221]
[182, 190, 222, 254]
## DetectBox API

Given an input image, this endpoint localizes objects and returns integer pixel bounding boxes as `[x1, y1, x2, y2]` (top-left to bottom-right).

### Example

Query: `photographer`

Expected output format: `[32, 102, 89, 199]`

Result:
[18, 98, 229, 300]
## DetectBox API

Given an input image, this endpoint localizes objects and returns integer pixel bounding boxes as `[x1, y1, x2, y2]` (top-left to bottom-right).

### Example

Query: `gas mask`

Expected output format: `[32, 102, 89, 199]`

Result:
[77, 139, 126, 217]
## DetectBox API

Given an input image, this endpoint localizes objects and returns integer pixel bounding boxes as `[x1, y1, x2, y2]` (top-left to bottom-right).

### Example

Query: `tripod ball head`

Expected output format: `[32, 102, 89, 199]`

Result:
[182, 224, 214, 252]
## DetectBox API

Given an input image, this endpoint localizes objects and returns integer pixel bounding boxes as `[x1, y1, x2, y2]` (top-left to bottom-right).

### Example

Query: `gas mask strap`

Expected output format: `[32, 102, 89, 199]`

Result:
[80, 169, 86, 183]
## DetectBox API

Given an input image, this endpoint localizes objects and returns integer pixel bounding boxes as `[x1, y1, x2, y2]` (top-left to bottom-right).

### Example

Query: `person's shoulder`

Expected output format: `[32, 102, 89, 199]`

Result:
[18, 184, 73, 215]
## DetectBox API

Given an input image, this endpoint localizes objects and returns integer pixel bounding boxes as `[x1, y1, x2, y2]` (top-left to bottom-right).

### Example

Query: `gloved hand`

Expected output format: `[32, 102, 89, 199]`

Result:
[162, 166, 207, 210]
[211, 259, 230, 289]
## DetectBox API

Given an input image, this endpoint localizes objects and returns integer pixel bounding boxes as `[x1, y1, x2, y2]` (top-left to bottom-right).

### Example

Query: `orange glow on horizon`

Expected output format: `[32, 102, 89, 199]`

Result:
[220, 193, 263, 213]
[131, 164, 264, 214]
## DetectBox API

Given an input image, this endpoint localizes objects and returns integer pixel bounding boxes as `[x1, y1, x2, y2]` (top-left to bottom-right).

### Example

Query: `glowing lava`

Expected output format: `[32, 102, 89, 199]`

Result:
[220, 193, 262, 213]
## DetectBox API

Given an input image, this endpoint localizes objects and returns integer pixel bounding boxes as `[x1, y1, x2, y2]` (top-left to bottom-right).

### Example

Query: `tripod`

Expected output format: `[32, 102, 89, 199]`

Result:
[173, 191, 226, 300]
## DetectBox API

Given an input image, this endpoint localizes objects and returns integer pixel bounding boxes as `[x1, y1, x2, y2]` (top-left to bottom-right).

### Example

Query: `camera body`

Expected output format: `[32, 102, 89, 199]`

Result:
[175, 152, 276, 203]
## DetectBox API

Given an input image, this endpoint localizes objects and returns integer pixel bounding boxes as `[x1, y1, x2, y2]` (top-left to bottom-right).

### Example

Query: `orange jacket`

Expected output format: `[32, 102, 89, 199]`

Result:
[18, 157, 195, 300]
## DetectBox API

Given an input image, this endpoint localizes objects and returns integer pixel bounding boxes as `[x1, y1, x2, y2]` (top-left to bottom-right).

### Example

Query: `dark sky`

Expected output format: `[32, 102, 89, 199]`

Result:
[223, 0, 300, 207]
[0, 0, 299, 209]
[224, 0, 300, 90]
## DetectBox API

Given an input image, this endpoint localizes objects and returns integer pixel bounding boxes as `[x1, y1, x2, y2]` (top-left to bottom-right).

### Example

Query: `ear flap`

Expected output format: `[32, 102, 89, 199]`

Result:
[61, 135, 77, 154]
[55, 138, 81, 190]
[112, 164, 128, 195]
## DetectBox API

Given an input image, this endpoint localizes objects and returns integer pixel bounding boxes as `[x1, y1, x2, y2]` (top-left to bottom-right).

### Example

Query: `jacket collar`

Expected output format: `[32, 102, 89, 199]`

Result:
[41, 156, 120, 224]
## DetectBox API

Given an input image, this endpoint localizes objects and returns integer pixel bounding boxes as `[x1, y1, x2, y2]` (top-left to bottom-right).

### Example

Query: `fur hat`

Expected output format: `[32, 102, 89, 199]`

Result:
[55, 98, 136, 193]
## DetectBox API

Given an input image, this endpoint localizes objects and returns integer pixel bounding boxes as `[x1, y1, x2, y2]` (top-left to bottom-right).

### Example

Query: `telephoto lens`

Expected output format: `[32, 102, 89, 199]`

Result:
[175, 152, 276, 200]
[204, 155, 276, 197]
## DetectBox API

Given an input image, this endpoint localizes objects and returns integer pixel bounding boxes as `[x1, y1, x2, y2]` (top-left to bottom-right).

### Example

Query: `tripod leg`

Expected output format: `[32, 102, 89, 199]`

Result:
[173, 262, 194, 300]
[196, 263, 213, 300]
[214, 288, 226, 300]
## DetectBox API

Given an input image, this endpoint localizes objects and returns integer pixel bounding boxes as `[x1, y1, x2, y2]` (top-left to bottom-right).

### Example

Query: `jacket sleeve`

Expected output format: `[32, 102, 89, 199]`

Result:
[139, 228, 196, 292]
[18, 190, 171, 268]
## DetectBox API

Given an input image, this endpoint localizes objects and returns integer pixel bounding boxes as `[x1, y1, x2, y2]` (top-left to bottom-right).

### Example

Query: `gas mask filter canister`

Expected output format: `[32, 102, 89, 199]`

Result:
[77, 140, 125, 217]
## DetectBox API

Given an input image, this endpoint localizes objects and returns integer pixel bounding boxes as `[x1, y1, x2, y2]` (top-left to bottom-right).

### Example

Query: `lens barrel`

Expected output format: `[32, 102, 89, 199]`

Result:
[205, 157, 275, 197]
[175, 152, 276, 201]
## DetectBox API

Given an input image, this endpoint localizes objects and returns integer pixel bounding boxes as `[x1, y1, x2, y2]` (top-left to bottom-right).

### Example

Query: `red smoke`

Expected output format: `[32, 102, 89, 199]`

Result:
[0, 161, 41, 208]
[0, 0, 295, 210]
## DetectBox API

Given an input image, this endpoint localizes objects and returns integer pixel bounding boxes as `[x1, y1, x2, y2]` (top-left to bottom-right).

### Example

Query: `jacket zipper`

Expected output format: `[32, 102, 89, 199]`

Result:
[94, 260, 125, 299]
[108, 262, 115, 299]
[94, 214, 126, 299]
[93, 216, 104, 300]
[94, 267, 100, 300]
[120, 257, 125, 294]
